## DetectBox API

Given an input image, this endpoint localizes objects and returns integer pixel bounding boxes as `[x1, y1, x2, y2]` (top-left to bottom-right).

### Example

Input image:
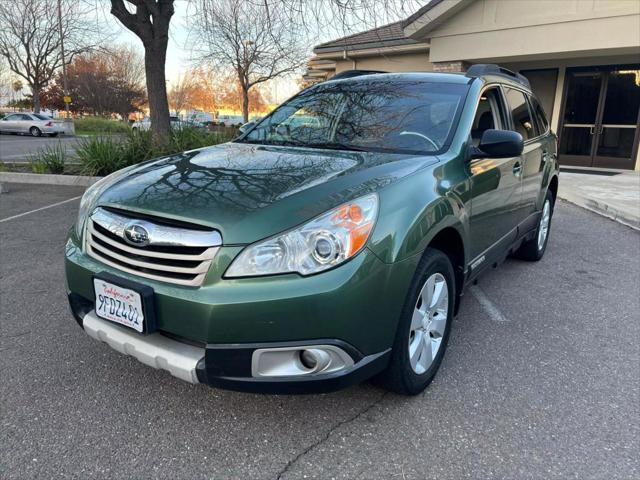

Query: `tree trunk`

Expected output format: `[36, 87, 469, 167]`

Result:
[32, 84, 41, 113]
[242, 86, 249, 123]
[144, 40, 171, 140]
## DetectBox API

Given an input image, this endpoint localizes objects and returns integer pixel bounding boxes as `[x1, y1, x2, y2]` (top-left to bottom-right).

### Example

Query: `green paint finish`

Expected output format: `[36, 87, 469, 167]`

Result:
[65, 71, 559, 361]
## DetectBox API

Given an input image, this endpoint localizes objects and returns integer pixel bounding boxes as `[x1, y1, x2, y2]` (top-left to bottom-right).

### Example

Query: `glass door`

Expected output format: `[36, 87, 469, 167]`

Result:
[592, 69, 640, 169]
[559, 71, 603, 166]
[559, 66, 640, 169]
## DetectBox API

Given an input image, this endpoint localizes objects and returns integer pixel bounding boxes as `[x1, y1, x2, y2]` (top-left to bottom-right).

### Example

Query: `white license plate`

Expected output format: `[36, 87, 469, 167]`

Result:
[93, 278, 144, 333]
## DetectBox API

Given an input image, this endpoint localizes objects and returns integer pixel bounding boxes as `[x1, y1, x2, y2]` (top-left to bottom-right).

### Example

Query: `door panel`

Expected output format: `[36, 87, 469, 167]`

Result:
[504, 87, 545, 220]
[467, 86, 521, 261]
[1, 115, 18, 132]
[468, 157, 520, 260]
[17, 114, 31, 134]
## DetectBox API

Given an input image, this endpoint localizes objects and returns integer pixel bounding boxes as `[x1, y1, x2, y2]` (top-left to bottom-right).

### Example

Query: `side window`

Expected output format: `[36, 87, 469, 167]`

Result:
[19, 114, 31, 121]
[3, 114, 18, 121]
[470, 87, 507, 146]
[504, 87, 536, 140]
[529, 95, 549, 134]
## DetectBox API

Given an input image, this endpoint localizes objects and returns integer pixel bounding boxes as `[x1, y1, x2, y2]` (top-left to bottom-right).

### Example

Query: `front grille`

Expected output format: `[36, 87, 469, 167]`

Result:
[85, 207, 221, 287]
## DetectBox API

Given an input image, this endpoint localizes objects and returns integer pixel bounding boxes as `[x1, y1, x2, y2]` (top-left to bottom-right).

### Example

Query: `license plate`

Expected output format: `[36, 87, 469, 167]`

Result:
[93, 278, 145, 333]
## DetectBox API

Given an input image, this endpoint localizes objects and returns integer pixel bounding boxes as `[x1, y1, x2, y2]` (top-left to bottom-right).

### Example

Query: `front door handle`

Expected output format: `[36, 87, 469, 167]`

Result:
[513, 162, 522, 176]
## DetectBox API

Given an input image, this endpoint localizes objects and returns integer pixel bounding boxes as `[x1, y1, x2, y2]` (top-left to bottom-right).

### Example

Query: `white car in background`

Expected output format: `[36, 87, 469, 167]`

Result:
[0, 113, 65, 137]
[217, 115, 244, 127]
[132, 116, 184, 131]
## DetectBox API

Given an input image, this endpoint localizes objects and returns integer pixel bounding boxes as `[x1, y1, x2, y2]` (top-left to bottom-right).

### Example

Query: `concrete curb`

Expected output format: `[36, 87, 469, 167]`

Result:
[558, 188, 640, 231]
[0, 172, 102, 187]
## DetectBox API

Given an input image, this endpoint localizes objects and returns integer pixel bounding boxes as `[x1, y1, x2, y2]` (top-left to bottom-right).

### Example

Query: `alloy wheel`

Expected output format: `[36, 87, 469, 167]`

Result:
[537, 199, 551, 251]
[408, 272, 449, 374]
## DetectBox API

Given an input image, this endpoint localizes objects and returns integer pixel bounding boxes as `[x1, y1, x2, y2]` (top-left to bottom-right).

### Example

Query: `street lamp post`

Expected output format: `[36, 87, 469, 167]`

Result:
[56, 0, 74, 134]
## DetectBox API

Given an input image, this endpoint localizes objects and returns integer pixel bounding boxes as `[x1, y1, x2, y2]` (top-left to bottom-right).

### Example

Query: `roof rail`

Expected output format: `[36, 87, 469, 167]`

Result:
[465, 64, 530, 89]
[328, 70, 387, 81]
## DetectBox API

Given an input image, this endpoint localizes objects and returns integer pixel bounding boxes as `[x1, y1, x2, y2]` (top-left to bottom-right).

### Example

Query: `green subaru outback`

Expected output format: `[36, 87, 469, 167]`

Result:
[65, 65, 558, 395]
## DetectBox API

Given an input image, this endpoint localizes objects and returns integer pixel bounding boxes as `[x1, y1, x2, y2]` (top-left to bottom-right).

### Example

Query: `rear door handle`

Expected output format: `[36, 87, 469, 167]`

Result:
[513, 162, 522, 176]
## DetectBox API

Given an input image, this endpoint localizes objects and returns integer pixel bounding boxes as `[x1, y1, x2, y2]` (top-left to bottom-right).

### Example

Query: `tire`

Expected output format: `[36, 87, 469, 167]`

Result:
[513, 189, 554, 261]
[30, 126, 42, 137]
[378, 248, 456, 395]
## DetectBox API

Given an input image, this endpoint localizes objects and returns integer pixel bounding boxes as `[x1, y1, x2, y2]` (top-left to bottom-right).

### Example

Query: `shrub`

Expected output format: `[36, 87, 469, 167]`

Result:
[28, 143, 66, 174]
[74, 117, 131, 135]
[75, 126, 238, 176]
[75, 135, 126, 176]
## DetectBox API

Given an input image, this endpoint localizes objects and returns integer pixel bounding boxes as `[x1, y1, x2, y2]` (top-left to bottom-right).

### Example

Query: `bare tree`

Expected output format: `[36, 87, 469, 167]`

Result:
[0, 0, 98, 113]
[0, 60, 9, 106]
[193, 0, 307, 122]
[110, 0, 175, 139]
[168, 74, 198, 115]
[108, 0, 423, 138]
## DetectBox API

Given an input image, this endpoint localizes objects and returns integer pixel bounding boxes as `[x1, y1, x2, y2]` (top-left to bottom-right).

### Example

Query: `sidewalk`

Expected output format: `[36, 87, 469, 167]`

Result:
[558, 170, 640, 230]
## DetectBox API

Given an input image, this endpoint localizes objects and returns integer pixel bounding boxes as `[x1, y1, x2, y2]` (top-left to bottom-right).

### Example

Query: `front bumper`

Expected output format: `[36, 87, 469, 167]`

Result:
[66, 229, 418, 393]
[72, 303, 390, 394]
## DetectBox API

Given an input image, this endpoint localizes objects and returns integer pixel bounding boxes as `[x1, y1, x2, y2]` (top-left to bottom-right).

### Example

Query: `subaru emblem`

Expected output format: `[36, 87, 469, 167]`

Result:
[123, 223, 150, 247]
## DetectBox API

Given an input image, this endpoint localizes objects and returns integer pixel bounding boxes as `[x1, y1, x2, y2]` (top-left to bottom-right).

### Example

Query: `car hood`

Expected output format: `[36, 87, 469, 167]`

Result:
[97, 142, 438, 244]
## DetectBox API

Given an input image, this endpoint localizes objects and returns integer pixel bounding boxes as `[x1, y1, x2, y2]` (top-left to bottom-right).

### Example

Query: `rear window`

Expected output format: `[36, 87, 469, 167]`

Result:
[33, 114, 51, 120]
[528, 95, 549, 133]
[504, 87, 536, 140]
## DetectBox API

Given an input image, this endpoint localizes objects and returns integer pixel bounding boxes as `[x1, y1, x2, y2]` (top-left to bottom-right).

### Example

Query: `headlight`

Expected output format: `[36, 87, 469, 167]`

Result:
[74, 165, 137, 241]
[225, 193, 378, 278]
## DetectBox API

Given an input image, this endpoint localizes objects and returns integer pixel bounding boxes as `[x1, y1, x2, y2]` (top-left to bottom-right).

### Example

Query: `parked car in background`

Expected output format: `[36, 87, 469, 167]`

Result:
[66, 65, 558, 395]
[238, 117, 262, 135]
[217, 115, 244, 127]
[0, 113, 65, 137]
[131, 116, 184, 132]
[188, 111, 214, 124]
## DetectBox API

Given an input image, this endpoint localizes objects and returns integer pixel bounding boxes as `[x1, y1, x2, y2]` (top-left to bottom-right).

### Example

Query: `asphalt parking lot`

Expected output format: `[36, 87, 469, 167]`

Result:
[0, 135, 81, 163]
[1, 183, 638, 479]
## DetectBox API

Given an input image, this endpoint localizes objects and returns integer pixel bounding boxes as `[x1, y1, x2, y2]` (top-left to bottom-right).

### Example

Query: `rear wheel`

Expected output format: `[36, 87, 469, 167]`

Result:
[514, 189, 554, 261]
[379, 248, 455, 395]
[30, 126, 42, 137]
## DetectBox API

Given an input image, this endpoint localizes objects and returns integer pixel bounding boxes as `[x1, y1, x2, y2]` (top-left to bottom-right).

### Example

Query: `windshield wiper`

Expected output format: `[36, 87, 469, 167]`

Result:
[305, 142, 369, 152]
[235, 139, 304, 147]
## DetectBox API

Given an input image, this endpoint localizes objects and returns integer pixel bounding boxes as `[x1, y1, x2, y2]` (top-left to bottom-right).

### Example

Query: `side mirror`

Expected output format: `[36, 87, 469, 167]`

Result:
[471, 129, 524, 159]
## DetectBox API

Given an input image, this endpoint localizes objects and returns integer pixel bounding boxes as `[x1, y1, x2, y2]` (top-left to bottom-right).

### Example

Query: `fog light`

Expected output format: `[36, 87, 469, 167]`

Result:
[251, 345, 354, 377]
[299, 349, 331, 372]
[300, 349, 318, 369]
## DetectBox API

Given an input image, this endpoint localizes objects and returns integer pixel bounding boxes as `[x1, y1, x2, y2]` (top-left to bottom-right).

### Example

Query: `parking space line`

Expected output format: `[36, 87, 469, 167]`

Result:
[0, 196, 81, 223]
[469, 285, 509, 323]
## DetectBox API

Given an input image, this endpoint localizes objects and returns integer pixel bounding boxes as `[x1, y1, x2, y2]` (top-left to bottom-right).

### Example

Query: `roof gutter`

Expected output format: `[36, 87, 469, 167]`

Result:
[343, 50, 357, 69]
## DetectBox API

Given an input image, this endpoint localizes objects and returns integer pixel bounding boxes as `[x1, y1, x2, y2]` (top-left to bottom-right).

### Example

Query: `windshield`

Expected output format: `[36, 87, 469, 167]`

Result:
[239, 79, 468, 154]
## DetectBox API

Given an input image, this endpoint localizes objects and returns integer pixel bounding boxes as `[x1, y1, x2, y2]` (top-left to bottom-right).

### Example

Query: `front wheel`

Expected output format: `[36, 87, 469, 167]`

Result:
[513, 189, 554, 261]
[378, 248, 455, 395]
[30, 126, 42, 137]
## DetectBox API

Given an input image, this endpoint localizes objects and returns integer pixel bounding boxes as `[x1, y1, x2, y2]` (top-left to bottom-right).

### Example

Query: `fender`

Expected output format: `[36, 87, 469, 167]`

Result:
[367, 161, 470, 267]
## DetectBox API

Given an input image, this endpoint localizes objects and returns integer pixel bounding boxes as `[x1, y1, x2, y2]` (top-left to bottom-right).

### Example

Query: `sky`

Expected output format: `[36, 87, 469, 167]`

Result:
[106, 0, 425, 103]
[0, 0, 425, 106]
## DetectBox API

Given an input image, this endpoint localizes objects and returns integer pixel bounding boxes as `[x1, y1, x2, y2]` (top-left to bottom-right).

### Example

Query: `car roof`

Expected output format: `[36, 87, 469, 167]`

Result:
[326, 71, 472, 86]
[326, 68, 531, 92]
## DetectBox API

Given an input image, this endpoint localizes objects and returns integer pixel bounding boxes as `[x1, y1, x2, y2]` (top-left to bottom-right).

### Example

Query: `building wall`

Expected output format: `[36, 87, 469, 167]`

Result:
[333, 52, 432, 75]
[425, 0, 640, 63]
